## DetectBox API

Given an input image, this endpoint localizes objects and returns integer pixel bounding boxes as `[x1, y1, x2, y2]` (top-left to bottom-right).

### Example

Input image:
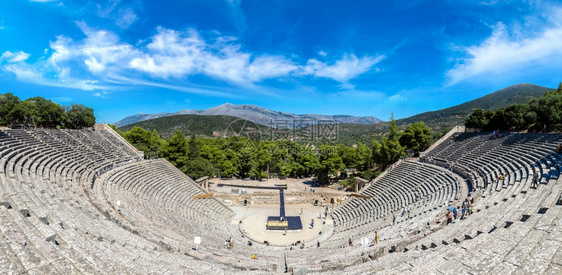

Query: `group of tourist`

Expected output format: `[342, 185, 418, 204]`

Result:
[224, 237, 234, 249]
[289, 240, 306, 250]
[392, 208, 412, 225]
[446, 197, 473, 225]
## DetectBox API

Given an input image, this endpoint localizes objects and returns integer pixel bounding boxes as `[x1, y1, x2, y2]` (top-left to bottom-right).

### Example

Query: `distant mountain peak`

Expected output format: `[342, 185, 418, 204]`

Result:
[114, 103, 383, 127]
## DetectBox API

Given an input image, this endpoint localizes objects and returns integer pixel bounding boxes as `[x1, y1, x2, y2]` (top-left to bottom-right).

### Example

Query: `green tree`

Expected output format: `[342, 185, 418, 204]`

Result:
[372, 114, 404, 168]
[317, 145, 345, 184]
[294, 147, 318, 177]
[465, 109, 488, 129]
[161, 130, 189, 172]
[503, 104, 528, 129]
[187, 134, 201, 160]
[0, 93, 21, 125]
[218, 159, 237, 178]
[185, 157, 216, 179]
[65, 104, 95, 129]
[338, 144, 357, 169]
[399, 121, 431, 156]
[9, 99, 37, 125]
[124, 126, 152, 152]
[529, 92, 562, 128]
[355, 143, 372, 171]
[488, 107, 506, 130]
[26, 97, 65, 128]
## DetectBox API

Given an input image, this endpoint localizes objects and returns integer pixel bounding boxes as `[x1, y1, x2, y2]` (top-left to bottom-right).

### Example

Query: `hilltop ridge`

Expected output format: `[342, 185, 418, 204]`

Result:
[115, 103, 383, 128]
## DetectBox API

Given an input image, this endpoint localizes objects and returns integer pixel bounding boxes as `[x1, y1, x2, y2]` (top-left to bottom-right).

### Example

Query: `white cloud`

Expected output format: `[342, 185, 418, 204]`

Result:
[30, 0, 57, 2]
[4, 63, 42, 80]
[301, 54, 384, 82]
[447, 14, 562, 85]
[116, 8, 137, 29]
[92, 91, 111, 98]
[3, 24, 381, 94]
[130, 28, 204, 78]
[130, 28, 380, 84]
[318, 50, 327, 57]
[479, 0, 499, 5]
[387, 94, 407, 103]
[96, 1, 138, 29]
[1, 51, 30, 63]
[96, 0, 120, 18]
[4, 63, 102, 90]
[130, 28, 308, 85]
[50, 22, 138, 75]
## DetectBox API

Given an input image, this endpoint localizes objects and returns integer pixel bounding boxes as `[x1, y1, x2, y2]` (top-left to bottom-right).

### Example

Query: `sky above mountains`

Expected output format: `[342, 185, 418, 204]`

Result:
[1, 0, 561, 123]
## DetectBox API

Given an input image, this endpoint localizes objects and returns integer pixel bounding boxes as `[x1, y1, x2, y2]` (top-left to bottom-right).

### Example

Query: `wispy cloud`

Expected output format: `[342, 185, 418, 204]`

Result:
[446, 7, 562, 85]
[116, 8, 137, 29]
[96, 0, 138, 29]
[129, 27, 303, 85]
[225, 0, 247, 32]
[300, 54, 384, 83]
[2, 23, 382, 97]
[105, 74, 244, 99]
[107, 26, 380, 85]
[1, 51, 30, 63]
[92, 91, 111, 98]
[4, 63, 104, 90]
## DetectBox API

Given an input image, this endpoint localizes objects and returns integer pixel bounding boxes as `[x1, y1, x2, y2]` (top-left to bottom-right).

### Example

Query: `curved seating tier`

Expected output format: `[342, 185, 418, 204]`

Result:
[328, 160, 461, 235]
[423, 132, 562, 190]
[92, 159, 234, 250]
[0, 128, 272, 274]
[1, 127, 560, 274]
[285, 132, 562, 273]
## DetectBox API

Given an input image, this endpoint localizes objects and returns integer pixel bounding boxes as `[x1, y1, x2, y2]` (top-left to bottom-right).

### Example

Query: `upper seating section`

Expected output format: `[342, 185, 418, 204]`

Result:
[423, 132, 562, 189]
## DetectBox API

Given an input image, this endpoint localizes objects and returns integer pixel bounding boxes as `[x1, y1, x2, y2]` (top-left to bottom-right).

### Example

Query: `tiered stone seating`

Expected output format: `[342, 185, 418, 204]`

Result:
[1, 126, 560, 274]
[286, 132, 562, 274]
[92, 159, 234, 250]
[324, 160, 462, 247]
[0, 127, 272, 274]
[329, 174, 562, 274]
[423, 132, 561, 189]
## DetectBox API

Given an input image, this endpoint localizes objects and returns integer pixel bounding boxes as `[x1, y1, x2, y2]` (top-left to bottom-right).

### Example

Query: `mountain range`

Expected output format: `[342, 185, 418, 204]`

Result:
[114, 103, 383, 128]
[116, 83, 554, 144]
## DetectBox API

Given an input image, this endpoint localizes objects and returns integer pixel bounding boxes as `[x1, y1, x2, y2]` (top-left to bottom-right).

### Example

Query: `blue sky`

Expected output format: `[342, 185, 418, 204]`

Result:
[1, 0, 562, 123]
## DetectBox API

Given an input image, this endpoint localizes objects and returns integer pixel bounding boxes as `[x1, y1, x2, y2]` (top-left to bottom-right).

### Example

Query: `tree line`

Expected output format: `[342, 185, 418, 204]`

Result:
[465, 83, 562, 131]
[113, 117, 432, 185]
[0, 93, 95, 129]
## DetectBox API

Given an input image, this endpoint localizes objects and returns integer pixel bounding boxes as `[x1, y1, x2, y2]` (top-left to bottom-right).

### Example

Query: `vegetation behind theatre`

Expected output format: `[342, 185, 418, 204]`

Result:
[0, 93, 95, 129]
[112, 118, 432, 186]
[465, 83, 562, 131]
